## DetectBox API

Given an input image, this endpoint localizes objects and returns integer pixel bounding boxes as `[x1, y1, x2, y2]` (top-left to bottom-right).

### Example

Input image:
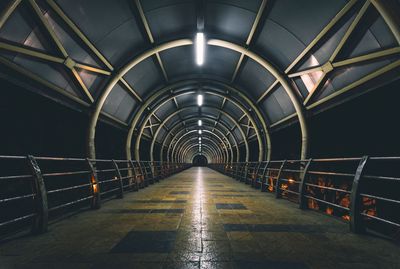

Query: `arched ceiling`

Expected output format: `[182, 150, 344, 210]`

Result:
[0, 0, 399, 162]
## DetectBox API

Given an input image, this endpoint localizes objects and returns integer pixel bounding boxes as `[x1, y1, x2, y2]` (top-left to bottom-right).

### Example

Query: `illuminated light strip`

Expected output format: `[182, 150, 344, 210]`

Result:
[196, 33, 205, 66]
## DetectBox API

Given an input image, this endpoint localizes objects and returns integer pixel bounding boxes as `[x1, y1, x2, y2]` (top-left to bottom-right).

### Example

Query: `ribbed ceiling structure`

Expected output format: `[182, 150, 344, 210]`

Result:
[0, 0, 399, 163]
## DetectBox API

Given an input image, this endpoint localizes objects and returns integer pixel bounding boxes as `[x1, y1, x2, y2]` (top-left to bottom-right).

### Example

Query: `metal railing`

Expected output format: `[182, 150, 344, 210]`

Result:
[0, 155, 190, 237]
[209, 156, 400, 240]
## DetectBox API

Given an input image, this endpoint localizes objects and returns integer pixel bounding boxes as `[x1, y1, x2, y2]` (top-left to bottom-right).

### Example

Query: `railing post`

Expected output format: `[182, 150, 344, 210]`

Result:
[299, 159, 313, 209]
[147, 162, 154, 184]
[243, 162, 249, 182]
[350, 156, 369, 234]
[129, 160, 139, 191]
[275, 160, 287, 199]
[27, 155, 48, 234]
[261, 161, 270, 192]
[112, 160, 124, 199]
[139, 162, 147, 187]
[86, 158, 101, 209]
[253, 162, 261, 187]
[234, 164, 240, 180]
[150, 162, 156, 182]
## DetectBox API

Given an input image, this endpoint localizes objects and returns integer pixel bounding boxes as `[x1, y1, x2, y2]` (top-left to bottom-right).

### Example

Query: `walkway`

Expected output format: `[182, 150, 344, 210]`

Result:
[0, 167, 398, 269]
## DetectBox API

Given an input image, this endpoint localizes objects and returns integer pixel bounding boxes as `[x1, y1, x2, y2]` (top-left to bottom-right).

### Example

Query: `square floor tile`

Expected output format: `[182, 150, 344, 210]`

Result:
[170, 191, 191, 195]
[234, 260, 309, 269]
[216, 203, 247, 210]
[111, 231, 177, 253]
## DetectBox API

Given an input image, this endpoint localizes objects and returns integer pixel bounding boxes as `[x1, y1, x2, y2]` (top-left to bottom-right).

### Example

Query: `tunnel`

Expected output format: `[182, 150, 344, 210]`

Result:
[0, 0, 400, 268]
[192, 154, 208, 166]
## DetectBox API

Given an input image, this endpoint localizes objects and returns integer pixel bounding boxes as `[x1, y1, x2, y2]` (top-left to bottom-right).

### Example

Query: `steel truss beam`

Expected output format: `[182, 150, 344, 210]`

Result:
[257, 0, 400, 128]
[231, 0, 268, 82]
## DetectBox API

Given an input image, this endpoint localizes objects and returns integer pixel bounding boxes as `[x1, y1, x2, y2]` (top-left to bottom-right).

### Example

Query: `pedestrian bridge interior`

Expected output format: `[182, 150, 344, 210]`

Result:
[0, 0, 399, 268]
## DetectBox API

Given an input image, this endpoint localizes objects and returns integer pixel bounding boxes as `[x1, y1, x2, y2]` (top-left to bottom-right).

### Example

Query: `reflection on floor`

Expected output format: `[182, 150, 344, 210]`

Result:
[0, 167, 399, 269]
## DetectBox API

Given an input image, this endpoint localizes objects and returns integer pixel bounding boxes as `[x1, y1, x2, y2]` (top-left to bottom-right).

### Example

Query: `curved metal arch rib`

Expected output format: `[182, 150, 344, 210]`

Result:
[87, 39, 307, 161]
[187, 145, 215, 161]
[165, 122, 233, 163]
[185, 144, 215, 163]
[178, 136, 225, 163]
[181, 141, 221, 163]
[180, 138, 224, 164]
[147, 106, 248, 163]
[171, 130, 229, 164]
[207, 39, 308, 159]
[131, 79, 270, 161]
[190, 151, 213, 163]
[184, 146, 216, 163]
[162, 118, 236, 163]
[182, 143, 219, 163]
[190, 153, 210, 163]
[87, 39, 193, 159]
[135, 89, 263, 162]
[165, 121, 238, 164]
[172, 133, 226, 163]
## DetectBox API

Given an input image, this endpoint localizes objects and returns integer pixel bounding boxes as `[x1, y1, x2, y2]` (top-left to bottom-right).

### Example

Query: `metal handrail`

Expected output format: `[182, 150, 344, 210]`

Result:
[209, 157, 400, 239]
[0, 154, 190, 237]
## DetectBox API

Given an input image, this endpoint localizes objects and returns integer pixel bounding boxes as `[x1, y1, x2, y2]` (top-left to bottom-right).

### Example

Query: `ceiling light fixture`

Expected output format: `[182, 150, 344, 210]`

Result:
[197, 94, 203, 106]
[196, 32, 205, 66]
[198, 130, 202, 134]
[198, 119, 202, 126]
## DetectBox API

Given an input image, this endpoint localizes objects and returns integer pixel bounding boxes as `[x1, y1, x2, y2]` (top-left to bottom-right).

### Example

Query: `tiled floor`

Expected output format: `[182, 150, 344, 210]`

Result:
[0, 167, 399, 268]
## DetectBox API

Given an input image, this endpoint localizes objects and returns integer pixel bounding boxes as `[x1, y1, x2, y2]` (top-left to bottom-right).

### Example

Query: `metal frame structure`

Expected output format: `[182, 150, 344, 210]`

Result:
[0, 0, 399, 163]
[178, 136, 225, 163]
[125, 79, 270, 162]
[140, 87, 260, 160]
[161, 116, 237, 162]
[172, 131, 228, 163]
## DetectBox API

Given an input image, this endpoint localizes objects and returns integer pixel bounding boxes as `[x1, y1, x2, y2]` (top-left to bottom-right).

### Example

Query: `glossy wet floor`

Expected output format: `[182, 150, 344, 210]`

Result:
[0, 167, 398, 269]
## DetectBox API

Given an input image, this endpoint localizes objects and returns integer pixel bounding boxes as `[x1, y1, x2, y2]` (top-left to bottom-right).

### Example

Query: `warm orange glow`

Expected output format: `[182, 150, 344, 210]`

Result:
[91, 175, 99, 194]
[339, 195, 350, 208]
[342, 215, 350, 221]
[300, 55, 323, 92]
[308, 198, 319, 210]
[301, 71, 324, 92]
[92, 183, 98, 194]
[268, 177, 274, 192]
[326, 207, 333, 215]
[363, 197, 377, 217]
[288, 178, 295, 184]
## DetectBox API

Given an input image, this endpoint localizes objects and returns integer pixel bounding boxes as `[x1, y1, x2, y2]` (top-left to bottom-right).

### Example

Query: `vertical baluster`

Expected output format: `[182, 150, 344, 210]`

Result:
[27, 155, 48, 234]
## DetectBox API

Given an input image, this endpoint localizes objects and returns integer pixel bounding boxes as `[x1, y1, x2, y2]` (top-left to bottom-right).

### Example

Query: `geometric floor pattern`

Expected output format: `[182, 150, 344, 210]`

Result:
[0, 167, 398, 268]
